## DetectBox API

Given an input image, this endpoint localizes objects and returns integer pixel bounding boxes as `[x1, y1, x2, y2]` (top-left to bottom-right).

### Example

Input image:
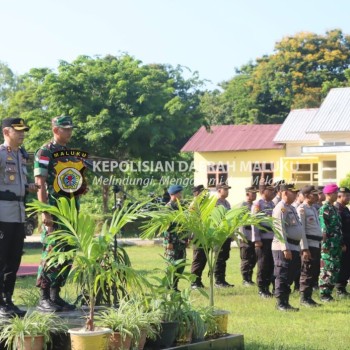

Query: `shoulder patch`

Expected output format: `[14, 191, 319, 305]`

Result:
[281, 207, 286, 213]
[299, 207, 305, 214]
[254, 204, 260, 213]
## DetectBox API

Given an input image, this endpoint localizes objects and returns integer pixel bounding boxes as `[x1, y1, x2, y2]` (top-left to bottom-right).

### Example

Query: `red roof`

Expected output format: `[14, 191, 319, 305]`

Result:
[181, 125, 284, 152]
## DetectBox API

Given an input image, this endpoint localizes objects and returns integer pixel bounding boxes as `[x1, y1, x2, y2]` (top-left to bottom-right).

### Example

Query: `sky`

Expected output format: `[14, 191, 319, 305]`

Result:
[2, 0, 350, 89]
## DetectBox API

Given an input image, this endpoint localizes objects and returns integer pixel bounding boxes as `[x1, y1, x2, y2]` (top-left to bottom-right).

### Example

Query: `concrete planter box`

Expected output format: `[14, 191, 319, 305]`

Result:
[165, 334, 244, 350]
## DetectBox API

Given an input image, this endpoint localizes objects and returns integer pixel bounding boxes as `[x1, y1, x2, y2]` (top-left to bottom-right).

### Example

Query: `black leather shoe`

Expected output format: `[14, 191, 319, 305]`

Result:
[320, 295, 335, 302]
[37, 299, 63, 312]
[259, 290, 273, 298]
[215, 281, 234, 288]
[6, 301, 26, 317]
[276, 302, 299, 312]
[191, 282, 205, 289]
[300, 297, 320, 307]
[52, 296, 76, 311]
[243, 280, 255, 286]
[0, 304, 16, 318]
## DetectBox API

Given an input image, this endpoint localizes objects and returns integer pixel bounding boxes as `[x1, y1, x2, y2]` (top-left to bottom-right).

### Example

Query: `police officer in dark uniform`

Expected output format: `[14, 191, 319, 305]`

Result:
[214, 183, 234, 288]
[164, 184, 188, 291]
[0, 118, 38, 317]
[334, 187, 350, 297]
[272, 184, 309, 312]
[297, 185, 322, 307]
[252, 185, 275, 297]
[239, 186, 258, 286]
[190, 185, 207, 289]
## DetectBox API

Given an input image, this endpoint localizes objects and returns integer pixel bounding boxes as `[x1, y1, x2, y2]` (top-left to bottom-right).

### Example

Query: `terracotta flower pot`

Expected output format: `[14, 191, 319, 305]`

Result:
[109, 332, 132, 350]
[21, 335, 44, 350]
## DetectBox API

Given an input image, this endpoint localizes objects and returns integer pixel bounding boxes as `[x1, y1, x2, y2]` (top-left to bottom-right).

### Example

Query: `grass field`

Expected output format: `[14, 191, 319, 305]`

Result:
[19, 245, 350, 350]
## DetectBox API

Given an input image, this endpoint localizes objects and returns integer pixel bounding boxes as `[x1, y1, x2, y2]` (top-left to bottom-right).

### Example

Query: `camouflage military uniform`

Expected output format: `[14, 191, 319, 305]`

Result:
[318, 201, 343, 298]
[34, 140, 85, 289]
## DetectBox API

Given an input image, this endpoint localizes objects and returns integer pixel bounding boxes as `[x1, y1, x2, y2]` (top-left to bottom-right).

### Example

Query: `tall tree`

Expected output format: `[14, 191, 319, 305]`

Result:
[207, 29, 350, 125]
[4, 55, 205, 161]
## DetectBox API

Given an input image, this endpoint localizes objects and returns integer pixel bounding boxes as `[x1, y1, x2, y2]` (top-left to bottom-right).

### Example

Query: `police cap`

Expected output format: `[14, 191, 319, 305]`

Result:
[2, 118, 29, 131]
[338, 187, 350, 194]
[280, 183, 298, 192]
[168, 184, 183, 195]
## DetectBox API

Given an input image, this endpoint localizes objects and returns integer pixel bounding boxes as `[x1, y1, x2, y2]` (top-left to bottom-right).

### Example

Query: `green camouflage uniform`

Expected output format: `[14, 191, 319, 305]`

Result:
[34, 140, 85, 289]
[318, 201, 343, 297]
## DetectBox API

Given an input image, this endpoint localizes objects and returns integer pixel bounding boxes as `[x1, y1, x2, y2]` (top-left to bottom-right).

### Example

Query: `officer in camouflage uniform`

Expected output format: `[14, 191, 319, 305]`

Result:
[34, 116, 86, 312]
[297, 185, 322, 307]
[252, 185, 275, 297]
[272, 184, 309, 312]
[164, 184, 188, 291]
[334, 187, 350, 297]
[0, 118, 38, 317]
[239, 186, 258, 286]
[318, 183, 344, 302]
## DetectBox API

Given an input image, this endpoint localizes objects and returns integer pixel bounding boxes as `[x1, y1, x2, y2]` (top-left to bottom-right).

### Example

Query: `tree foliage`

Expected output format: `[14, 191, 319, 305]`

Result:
[202, 29, 350, 125]
[0, 55, 205, 161]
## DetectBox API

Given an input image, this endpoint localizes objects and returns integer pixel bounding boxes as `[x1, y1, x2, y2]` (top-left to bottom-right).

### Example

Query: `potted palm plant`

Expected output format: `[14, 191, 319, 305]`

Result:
[141, 192, 278, 333]
[0, 311, 67, 350]
[27, 198, 148, 350]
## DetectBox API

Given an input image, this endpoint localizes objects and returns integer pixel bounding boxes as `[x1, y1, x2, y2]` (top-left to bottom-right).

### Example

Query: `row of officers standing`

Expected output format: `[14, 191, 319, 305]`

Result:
[185, 181, 350, 312]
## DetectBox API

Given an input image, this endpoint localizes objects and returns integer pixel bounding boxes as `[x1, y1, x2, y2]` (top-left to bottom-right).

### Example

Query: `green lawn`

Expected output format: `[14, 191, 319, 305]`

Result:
[18, 245, 350, 350]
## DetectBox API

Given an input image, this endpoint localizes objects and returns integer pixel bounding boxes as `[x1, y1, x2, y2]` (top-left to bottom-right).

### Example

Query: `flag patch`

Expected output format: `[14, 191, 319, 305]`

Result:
[39, 156, 50, 165]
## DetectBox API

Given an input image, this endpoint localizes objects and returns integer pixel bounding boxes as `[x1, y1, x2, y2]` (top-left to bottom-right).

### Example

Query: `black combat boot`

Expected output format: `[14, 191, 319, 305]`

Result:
[259, 287, 273, 298]
[4, 293, 26, 317]
[336, 287, 350, 298]
[50, 287, 76, 311]
[0, 298, 16, 318]
[276, 295, 299, 312]
[37, 288, 62, 312]
[300, 291, 319, 307]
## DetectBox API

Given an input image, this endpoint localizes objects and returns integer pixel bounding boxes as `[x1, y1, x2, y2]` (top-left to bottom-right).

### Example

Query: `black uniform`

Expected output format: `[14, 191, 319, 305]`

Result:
[239, 201, 256, 284]
[334, 201, 350, 293]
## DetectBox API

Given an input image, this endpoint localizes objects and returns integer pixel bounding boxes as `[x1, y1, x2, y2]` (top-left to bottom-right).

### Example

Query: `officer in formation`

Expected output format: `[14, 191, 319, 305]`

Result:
[334, 187, 350, 297]
[239, 186, 258, 286]
[252, 185, 275, 298]
[190, 185, 207, 289]
[297, 185, 322, 307]
[34, 115, 82, 312]
[163, 184, 188, 291]
[0, 118, 38, 317]
[318, 184, 344, 302]
[272, 184, 309, 311]
[214, 182, 234, 288]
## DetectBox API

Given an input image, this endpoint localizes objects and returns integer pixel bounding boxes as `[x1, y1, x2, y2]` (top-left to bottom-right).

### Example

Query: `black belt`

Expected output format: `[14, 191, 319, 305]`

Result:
[287, 237, 300, 245]
[306, 234, 322, 242]
[0, 191, 25, 202]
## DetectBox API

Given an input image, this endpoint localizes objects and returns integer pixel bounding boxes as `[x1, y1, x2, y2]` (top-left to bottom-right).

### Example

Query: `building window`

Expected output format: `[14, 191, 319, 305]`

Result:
[322, 160, 336, 184]
[292, 163, 318, 187]
[207, 164, 228, 188]
[251, 163, 274, 187]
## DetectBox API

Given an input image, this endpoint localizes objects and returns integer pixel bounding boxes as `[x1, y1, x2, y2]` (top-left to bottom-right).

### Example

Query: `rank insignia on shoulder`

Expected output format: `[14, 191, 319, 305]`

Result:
[281, 207, 286, 213]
